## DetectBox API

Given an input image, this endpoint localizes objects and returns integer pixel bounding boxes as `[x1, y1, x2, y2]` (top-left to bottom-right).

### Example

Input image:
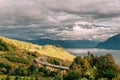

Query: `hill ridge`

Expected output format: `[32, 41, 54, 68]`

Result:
[0, 36, 74, 61]
[96, 34, 120, 50]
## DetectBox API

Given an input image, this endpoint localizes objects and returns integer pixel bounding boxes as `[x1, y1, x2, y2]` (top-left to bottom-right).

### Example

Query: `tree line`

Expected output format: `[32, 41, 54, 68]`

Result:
[0, 52, 120, 80]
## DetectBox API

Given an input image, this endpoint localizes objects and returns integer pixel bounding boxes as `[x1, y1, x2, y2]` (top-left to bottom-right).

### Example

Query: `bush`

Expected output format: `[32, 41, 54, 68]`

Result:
[14, 76, 22, 80]
[53, 74, 63, 80]
[63, 70, 81, 80]
[6, 57, 29, 64]
[47, 57, 60, 65]
[5, 75, 11, 80]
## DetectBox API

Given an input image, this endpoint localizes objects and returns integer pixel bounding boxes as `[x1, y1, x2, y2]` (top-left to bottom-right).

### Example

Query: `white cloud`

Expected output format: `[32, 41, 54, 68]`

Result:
[0, 0, 120, 41]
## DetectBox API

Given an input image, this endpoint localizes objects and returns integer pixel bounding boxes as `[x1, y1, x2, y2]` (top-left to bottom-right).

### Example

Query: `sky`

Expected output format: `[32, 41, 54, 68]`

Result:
[0, 0, 120, 41]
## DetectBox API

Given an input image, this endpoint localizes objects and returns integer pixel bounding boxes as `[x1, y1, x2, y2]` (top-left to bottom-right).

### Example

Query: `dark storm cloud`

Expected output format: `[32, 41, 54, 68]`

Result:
[0, 0, 120, 41]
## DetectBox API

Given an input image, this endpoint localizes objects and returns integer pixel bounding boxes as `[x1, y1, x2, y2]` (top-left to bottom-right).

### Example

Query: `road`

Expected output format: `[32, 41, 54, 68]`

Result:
[35, 57, 69, 70]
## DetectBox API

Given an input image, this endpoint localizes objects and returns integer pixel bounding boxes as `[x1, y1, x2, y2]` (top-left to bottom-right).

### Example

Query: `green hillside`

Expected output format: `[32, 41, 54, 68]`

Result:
[0, 36, 74, 78]
[0, 36, 74, 61]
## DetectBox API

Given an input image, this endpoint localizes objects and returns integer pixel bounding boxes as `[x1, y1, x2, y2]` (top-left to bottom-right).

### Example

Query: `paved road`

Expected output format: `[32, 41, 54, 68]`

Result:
[35, 57, 69, 70]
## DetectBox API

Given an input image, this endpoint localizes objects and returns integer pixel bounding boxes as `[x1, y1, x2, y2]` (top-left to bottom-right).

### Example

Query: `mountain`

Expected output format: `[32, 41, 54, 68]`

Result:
[0, 36, 74, 61]
[27, 39, 99, 48]
[96, 34, 120, 50]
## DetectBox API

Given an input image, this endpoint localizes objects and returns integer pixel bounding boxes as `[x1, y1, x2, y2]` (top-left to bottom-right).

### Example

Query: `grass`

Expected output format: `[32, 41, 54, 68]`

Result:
[0, 36, 75, 61]
[0, 51, 36, 67]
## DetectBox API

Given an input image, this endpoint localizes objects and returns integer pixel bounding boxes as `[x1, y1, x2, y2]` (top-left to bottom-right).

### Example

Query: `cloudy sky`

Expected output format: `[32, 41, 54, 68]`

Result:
[0, 0, 120, 41]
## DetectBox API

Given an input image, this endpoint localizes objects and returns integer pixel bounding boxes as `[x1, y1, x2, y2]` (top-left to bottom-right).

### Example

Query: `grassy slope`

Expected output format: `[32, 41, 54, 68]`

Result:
[0, 36, 74, 61]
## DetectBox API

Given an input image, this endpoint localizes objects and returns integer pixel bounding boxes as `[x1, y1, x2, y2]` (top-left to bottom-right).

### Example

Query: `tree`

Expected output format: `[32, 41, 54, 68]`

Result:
[14, 66, 25, 76]
[27, 65, 39, 75]
[63, 70, 81, 80]
[94, 54, 117, 79]
[14, 76, 22, 80]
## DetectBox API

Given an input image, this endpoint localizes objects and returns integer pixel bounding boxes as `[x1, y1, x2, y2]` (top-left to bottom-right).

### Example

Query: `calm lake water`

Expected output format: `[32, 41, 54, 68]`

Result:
[66, 48, 120, 65]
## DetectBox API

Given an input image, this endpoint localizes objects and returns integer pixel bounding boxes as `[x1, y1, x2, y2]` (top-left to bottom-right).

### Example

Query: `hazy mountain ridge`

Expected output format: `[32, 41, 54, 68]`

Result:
[27, 39, 99, 48]
[96, 34, 120, 50]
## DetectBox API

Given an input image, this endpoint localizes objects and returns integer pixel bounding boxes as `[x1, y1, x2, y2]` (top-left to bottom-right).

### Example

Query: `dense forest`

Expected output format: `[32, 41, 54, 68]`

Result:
[64, 52, 120, 80]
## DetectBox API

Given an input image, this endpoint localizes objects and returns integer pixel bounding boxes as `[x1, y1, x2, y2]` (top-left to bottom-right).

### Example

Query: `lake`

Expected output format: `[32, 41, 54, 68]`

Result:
[66, 48, 120, 65]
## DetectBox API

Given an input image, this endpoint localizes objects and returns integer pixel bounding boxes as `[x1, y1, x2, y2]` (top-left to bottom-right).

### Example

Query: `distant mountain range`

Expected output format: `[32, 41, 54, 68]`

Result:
[3, 34, 120, 50]
[96, 34, 120, 50]
[27, 39, 99, 48]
